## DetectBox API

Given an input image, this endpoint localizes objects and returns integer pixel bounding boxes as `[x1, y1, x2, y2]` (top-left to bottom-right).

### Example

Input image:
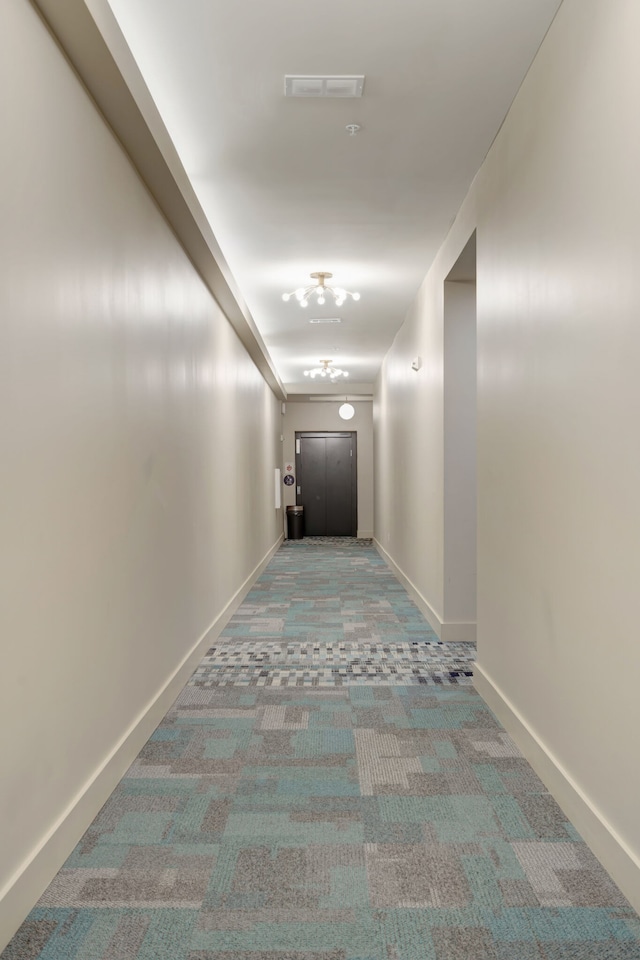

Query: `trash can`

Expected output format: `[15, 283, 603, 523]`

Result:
[286, 504, 304, 540]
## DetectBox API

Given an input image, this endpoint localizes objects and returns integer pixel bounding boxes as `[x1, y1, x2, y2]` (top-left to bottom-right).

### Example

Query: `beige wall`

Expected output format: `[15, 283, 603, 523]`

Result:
[443, 279, 477, 630]
[374, 239, 457, 636]
[375, 0, 640, 909]
[282, 402, 374, 538]
[0, 0, 282, 944]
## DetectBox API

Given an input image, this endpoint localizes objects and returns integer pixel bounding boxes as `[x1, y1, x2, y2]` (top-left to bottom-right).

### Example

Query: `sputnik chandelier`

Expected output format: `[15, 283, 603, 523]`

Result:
[282, 272, 360, 308]
[304, 359, 349, 380]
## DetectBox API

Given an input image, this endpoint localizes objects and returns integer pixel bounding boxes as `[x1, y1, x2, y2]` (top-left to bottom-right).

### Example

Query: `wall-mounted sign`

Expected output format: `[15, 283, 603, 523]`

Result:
[284, 462, 294, 474]
[283, 474, 295, 486]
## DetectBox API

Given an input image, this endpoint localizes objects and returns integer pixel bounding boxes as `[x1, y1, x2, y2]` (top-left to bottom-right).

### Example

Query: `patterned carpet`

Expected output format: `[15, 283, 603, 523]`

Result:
[3, 540, 639, 959]
[192, 539, 474, 687]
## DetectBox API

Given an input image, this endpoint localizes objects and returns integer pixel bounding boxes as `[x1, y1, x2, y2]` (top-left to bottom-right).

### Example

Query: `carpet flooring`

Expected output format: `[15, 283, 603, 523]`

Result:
[3, 540, 639, 959]
[192, 539, 474, 687]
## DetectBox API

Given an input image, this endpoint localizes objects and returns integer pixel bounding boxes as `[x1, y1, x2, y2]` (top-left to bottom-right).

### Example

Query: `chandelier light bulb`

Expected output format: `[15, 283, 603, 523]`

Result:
[281, 272, 361, 309]
[303, 359, 349, 380]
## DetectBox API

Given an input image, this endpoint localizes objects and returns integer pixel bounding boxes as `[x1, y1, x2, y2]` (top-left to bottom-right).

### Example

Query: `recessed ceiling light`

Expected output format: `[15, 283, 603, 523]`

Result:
[284, 75, 365, 98]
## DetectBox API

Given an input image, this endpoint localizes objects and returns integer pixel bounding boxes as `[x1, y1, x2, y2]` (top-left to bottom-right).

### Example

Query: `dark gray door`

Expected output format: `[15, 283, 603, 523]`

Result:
[295, 432, 357, 536]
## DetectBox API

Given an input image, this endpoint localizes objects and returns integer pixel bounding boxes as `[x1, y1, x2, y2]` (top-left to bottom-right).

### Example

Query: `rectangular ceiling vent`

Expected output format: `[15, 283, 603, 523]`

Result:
[284, 75, 364, 98]
[309, 395, 373, 402]
[308, 317, 342, 324]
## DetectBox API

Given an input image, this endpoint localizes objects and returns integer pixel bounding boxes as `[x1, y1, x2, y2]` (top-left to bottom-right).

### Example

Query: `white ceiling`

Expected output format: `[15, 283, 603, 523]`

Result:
[105, 0, 562, 394]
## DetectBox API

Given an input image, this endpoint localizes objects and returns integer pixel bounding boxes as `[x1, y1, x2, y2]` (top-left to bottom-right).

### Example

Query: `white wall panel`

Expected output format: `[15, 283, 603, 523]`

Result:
[0, 0, 281, 942]
[443, 279, 477, 628]
[374, 204, 476, 636]
[475, 0, 640, 893]
[375, 0, 640, 907]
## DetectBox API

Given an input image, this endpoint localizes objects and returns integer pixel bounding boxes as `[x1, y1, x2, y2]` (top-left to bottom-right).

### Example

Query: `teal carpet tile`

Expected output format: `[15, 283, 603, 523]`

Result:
[3, 541, 639, 959]
[194, 541, 474, 686]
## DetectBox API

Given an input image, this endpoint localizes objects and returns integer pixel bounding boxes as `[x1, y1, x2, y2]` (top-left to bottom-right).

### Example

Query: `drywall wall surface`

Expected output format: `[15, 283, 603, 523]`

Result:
[375, 0, 640, 900]
[0, 0, 281, 941]
[374, 194, 477, 632]
[282, 402, 374, 538]
[375, 278, 445, 619]
[443, 279, 477, 623]
[475, 0, 640, 866]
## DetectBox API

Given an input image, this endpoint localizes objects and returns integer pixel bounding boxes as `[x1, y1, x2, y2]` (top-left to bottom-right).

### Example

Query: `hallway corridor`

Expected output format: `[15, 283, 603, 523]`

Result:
[3, 541, 639, 959]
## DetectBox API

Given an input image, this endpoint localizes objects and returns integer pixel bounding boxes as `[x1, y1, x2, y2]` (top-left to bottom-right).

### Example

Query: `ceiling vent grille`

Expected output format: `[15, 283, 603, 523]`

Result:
[284, 75, 364, 98]
[308, 317, 342, 324]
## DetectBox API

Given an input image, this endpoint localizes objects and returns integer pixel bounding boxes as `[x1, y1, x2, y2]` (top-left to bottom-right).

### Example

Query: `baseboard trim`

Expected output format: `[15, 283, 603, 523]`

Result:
[474, 660, 640, 915]
[0, 535, 283, 952]
[374, 539, 443, 637]
[440, 620, 477, 643]
[373, 539, 476, 642]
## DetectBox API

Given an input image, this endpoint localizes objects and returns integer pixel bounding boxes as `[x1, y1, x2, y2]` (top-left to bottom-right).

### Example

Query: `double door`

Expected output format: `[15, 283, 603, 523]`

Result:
[295, 432, 357, 537]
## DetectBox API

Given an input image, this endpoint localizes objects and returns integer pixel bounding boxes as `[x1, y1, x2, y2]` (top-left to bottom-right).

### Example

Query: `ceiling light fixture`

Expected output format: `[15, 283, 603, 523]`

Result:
[303, 359, 349, 380]
[282, 272, 360, 308]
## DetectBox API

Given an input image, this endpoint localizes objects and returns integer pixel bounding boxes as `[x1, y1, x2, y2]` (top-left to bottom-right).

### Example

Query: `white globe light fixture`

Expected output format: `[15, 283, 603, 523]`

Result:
[338, 402, 355, 421]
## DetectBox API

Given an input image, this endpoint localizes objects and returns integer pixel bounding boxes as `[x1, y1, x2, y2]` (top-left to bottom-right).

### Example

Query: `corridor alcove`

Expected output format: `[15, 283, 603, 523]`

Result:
[442, 231, 477, 642]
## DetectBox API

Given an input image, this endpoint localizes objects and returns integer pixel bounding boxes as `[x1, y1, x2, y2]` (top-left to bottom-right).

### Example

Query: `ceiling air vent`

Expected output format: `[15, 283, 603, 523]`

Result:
[284, 75, 364, 98]
[308, 317, 342, 324]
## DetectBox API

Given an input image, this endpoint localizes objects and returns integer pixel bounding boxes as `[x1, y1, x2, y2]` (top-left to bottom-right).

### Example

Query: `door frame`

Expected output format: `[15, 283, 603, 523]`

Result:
[295, 431, 358, 537]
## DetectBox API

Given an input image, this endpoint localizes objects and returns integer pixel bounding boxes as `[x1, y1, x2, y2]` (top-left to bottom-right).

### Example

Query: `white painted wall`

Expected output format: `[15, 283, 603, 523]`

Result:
[375, 0, 640, 908]
[0, 0, 282, 944]
[374, 255, 447, 635]
[443, 279, 477, 630]
[282, 402, 373, 538]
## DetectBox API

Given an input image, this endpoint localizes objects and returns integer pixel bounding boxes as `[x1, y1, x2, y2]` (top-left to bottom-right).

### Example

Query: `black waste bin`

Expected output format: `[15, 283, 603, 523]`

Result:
[286, 504, 304, 540]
